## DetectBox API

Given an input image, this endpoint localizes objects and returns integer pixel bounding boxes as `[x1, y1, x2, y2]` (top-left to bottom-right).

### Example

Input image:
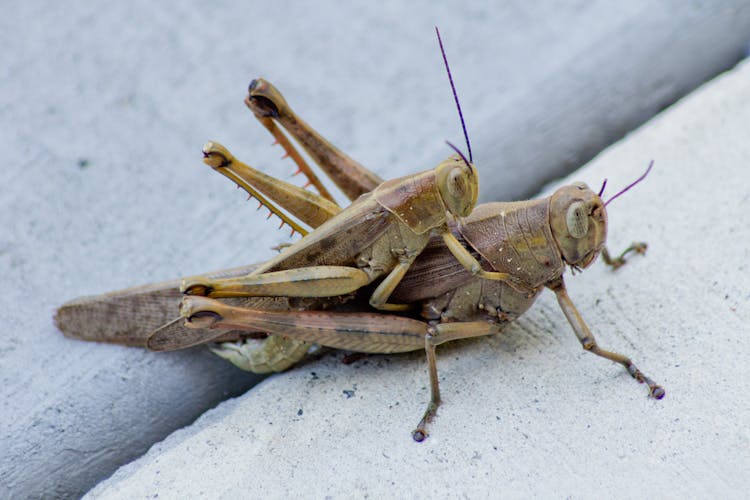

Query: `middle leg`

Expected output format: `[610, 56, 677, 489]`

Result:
[180, 296, 501, 441]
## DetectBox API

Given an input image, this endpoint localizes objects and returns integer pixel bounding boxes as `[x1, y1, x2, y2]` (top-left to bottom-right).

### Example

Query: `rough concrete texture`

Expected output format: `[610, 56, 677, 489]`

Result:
[89, 57, 750, 498]
[2, 1, 750, 498]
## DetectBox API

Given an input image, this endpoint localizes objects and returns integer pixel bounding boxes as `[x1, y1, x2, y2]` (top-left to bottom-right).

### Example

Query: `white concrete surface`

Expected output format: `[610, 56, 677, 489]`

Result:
[3, 1, 750, 498]
[89, 57, 750, 498]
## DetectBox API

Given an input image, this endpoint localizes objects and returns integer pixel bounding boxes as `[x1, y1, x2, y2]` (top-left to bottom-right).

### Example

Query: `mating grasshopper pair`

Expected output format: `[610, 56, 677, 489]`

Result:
[56, 30, 664, 441]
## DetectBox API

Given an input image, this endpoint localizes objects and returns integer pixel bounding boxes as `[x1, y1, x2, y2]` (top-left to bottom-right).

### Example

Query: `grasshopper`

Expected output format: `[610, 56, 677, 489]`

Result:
[56, 29, 664, 441]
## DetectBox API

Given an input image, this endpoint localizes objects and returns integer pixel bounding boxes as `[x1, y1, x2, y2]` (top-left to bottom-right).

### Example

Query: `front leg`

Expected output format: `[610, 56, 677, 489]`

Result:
[441, 231, 536, 296]
[547, 277, 665, 398]
[601, 242, 647, 270]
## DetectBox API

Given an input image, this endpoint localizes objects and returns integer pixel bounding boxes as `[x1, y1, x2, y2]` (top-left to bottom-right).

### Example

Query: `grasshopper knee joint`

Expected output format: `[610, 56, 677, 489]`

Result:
[580, 336, 595, 350]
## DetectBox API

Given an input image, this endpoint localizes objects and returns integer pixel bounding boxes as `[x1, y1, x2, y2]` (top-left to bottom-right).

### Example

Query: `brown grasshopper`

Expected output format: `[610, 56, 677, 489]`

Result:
[56, 29, 664, 441]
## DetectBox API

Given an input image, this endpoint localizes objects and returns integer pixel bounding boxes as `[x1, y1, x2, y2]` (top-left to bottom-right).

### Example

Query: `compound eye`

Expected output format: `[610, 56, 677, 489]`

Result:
[447, 167, 469, 199]
[566, 201, 589, 238]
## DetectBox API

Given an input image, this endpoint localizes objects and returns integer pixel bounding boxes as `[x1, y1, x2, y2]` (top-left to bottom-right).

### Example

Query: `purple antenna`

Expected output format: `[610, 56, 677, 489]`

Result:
[445, 140, 471, 167]
[436, 26, 473, 163]
[605, 160, 654, 207]
[597, 178, 608, 198]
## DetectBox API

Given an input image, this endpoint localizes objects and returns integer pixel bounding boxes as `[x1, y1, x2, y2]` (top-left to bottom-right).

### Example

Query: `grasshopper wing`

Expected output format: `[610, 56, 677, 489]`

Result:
[55, 264, 259, 348]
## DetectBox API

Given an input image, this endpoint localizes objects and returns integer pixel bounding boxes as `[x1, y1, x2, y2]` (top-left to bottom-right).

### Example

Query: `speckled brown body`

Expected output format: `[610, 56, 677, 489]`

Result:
[394, 198, 562, 327]
[57, 70, 663, 442]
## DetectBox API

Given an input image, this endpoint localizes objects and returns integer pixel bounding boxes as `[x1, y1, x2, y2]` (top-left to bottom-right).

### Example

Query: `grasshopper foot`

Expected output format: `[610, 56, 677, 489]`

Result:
[412, 429, 427, 442]
[650, 385, 666, 399]
[601, 242, 647, 270]
[412, 400, 439, 442]
[626, 362, 665, 399]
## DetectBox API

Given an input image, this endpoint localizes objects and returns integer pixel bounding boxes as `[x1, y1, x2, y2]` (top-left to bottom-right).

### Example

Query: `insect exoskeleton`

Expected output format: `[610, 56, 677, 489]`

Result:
[549, 183, 608, 270]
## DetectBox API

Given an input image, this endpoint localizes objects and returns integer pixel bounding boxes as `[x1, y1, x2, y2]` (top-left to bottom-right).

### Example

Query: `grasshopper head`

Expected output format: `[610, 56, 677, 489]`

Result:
[435, 154, 479, 218]
[549, 183, 607, 270]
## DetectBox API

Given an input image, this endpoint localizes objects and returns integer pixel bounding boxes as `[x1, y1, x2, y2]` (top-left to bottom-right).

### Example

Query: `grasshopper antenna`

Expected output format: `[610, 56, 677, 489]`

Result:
[597, 179, 608, 198]
[445, 140, 471, 167]
[605, 160, 654, 207]
[436, 26, 473, 164]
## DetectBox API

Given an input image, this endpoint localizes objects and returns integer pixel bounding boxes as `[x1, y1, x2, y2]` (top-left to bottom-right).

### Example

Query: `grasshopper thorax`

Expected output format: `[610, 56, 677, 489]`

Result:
[435, 154, 479, 218]
[549, 183, 607, 270]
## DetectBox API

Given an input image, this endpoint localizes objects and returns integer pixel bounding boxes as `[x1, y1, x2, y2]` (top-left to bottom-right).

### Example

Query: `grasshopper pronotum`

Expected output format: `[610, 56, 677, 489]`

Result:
[56, 29, 664, 441]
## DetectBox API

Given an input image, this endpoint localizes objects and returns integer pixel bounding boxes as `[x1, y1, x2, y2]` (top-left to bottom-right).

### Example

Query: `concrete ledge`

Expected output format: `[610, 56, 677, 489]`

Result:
[89, 58, 750, 498]
[3, 2, 750, 498]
